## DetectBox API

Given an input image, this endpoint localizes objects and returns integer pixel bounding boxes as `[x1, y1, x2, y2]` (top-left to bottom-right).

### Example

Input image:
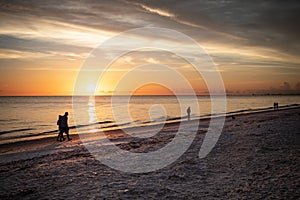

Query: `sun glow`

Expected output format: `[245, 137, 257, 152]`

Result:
[87, 84, 96, 93]
[133, 84, 175, 96]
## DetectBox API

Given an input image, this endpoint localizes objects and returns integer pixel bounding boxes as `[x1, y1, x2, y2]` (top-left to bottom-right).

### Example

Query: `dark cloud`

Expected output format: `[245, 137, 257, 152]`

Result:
[0, 0, 300, 69]
[1, 0, 299, 55]
[0, 35, 90, 54]
[127, 0, 300, 55]
[0, 0, 160, 32]
[230, 81, 300, 95]
[268, 81, 300, 94]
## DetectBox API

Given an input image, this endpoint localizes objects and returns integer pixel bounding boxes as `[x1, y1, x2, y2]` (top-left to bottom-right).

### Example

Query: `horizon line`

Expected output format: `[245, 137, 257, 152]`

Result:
[1, 93, 300, 97]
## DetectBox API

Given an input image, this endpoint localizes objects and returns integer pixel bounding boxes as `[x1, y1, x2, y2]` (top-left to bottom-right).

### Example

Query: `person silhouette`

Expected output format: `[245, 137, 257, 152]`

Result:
[273, 102, 279, 110]
[60, 112, 72, 141]
[56, 115, 65, 141]
[187, 106, 191, 121]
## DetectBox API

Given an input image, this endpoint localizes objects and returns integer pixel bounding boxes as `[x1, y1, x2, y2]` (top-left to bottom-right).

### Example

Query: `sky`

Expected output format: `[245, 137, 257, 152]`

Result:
[0, 0, 300, 95]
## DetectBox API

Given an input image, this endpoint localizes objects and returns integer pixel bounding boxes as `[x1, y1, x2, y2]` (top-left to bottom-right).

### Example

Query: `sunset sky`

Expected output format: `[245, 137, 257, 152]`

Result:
[0, 0, 299, 96]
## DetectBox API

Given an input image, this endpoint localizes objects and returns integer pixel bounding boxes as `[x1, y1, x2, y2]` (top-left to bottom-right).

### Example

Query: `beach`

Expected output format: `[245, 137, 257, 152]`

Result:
[0, 107, 299, 199]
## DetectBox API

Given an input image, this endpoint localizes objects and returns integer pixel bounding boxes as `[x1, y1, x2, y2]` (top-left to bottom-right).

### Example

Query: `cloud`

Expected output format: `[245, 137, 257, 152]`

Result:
[139, 4, 175, 18]
[0, 35, 90, 54]
[0, 49, 50, 59]
[1, 0, 299, 58]
[128, 0, 300, 56]
[145, 57, 160, 64]
[0, 0, 299, 95]
[268, 82, 300, 94]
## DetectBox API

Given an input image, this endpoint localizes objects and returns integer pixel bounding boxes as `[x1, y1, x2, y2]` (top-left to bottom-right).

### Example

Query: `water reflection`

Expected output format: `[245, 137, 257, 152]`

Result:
[88, 96, 96, 124]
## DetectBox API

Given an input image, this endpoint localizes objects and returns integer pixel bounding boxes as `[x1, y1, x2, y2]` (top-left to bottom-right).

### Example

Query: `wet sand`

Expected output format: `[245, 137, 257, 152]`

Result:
[0, 107, 299, 199]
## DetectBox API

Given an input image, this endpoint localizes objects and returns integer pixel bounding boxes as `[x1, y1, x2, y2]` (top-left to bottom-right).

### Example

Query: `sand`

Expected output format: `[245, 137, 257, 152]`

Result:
[0, 107, 299, 199]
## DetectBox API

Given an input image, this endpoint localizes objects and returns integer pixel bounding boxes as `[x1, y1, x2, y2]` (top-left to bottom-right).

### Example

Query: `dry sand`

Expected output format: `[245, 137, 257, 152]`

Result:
[0, 107, 299, 199]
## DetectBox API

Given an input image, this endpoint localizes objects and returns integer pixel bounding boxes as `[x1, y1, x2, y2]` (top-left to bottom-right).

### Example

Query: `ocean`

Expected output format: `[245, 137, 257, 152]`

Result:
[0, 95, 299, 144]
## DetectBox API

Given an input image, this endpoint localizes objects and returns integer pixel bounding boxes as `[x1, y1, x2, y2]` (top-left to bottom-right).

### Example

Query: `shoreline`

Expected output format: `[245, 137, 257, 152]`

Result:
[0, 105, 300, 162]
[0, 104, 299, 147]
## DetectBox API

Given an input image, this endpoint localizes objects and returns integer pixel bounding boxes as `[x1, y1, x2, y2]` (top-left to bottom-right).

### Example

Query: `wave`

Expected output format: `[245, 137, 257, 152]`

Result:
[225, 103, 300, 116]
[0, 128, 35, 135]
[0, 120, 115, 137]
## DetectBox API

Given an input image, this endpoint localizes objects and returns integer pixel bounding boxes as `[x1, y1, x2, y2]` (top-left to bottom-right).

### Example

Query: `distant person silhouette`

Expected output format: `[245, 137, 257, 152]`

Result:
[273, 102, 279, 110]
[187, 106, 191, 121]
[60, 112, 72, 141]
[56, 115, 65, 141]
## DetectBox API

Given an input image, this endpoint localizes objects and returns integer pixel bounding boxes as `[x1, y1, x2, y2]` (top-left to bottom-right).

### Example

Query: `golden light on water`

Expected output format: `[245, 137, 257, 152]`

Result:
[88, 96, 96, 123]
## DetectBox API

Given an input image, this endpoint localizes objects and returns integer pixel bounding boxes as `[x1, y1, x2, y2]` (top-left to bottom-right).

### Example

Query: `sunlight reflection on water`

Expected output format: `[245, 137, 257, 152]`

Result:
[88, 96, 96, 124]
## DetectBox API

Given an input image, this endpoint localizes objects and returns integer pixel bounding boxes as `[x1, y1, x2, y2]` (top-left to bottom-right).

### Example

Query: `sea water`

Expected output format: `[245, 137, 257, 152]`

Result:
[0, 95, 299, 144]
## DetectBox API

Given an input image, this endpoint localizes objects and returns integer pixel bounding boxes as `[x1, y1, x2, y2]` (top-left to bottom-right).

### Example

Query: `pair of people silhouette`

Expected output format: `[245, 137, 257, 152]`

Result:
[57, 112, 72, 141]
